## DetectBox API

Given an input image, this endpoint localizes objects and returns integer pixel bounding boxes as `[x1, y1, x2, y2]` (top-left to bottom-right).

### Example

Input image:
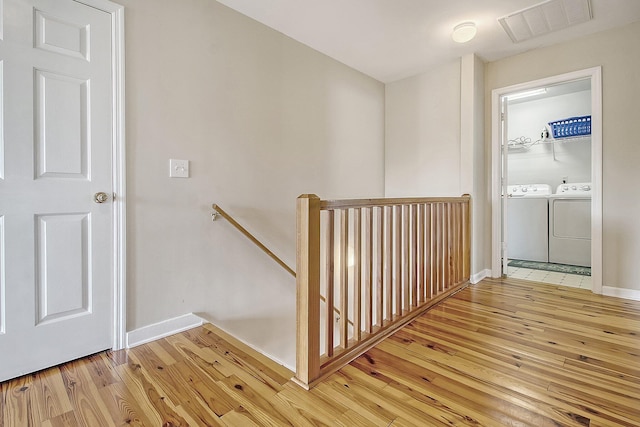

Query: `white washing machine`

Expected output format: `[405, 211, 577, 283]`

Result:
[548, 183, 591, 267]
[507, 184, 552, 262]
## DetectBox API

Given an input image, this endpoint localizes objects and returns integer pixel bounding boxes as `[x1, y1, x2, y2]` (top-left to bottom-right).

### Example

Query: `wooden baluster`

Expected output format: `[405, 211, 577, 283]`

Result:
[439, 203, 444, 292]
[295, 194, 320, 386]
[456, 202, 462, 284]
[425, 203, 432, 301]
[444, 203, 450, 291]
[376, 207, 384, 327]
[452, 202, 459, 285]
[432, 204, 438, 296]
[448, 203, 453, 290]
[384, 206, 392, 323]
[402, 205, 409, 313]
[410, 204, 418, 308]
[417, 203, 425, 304]
[339, 209, 349, 349]
[449, 203, 454, 288]
[450, 203, 456, 286]
[325, 210, 335, 357]
[445, 202, 453, 290]
[353, 208, 362, 341]
[435, 203, 443, 294]
[363, 207, 373, 334]
[394, 205, 402, 317]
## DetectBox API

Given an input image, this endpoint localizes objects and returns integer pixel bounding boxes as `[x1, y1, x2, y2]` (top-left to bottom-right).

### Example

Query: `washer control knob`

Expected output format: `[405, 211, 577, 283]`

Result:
[522, 187, 528, 192]
[582, 185, 591, 191]
[571, 185, 577, 190]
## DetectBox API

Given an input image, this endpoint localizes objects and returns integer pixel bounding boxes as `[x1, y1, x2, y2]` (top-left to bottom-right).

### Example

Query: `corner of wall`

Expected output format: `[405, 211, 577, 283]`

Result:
[470, 269, 491, 284]
[460, 53, 489, 276]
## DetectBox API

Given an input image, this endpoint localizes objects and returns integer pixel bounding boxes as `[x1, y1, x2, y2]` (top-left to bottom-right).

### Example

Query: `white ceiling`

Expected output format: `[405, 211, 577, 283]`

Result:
[216, 0, 640, 83]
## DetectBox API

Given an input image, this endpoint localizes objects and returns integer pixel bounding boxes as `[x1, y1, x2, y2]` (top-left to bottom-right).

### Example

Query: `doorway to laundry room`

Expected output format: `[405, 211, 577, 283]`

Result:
[491, 67, 603, 293]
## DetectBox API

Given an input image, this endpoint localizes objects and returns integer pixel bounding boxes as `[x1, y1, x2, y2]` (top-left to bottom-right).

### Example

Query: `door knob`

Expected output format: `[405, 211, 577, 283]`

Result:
[94, 192, 109, 203]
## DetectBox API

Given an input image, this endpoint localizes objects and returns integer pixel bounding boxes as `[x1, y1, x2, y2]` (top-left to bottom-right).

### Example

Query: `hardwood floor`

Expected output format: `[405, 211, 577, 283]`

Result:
[2, 278, 639, 426]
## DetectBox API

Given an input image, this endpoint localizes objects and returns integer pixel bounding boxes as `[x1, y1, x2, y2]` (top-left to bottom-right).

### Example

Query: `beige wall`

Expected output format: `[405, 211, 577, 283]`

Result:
[385, 60, 462, 197]
[485, 21, 640, 291]
[385, 56, 488, 278]
[119, 0, 385, 367]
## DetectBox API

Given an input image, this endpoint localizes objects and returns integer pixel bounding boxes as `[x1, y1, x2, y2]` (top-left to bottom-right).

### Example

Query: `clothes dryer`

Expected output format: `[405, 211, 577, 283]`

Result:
[548, 183, 591, 267]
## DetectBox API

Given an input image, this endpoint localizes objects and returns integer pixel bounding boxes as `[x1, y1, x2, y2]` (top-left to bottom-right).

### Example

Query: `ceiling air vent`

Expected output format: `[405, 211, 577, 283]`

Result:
[498, 0, 592, 43]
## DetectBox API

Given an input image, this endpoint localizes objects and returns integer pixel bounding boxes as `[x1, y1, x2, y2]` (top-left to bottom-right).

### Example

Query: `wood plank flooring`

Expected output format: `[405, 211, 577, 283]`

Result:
[2, 277, 639, 426]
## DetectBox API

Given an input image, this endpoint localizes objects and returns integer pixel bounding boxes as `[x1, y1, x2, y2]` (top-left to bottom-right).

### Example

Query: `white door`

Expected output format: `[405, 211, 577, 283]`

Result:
[0, 0, 114, 381]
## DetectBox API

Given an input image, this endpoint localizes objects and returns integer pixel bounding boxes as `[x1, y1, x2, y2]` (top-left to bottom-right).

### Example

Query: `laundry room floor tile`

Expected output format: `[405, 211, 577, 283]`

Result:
[561, 275, 583, 285]
[579, 276, 593, 288]
[509, 266, 593, 289]
[527, 272, 548, 281]
[507, 266, 521, 275]
[510, 271, 529, 279]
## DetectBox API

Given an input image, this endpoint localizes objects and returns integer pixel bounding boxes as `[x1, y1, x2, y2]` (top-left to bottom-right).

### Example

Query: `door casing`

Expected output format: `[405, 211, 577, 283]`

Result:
[490, 67, 602, 294]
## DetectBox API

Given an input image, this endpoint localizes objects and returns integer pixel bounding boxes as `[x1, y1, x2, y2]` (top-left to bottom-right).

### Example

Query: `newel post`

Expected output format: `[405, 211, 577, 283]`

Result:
[295, 194, 321, 387]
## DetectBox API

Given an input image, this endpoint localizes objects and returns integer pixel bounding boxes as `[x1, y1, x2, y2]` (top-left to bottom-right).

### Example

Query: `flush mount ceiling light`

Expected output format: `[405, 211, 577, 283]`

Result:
[452, 22, 477, 43]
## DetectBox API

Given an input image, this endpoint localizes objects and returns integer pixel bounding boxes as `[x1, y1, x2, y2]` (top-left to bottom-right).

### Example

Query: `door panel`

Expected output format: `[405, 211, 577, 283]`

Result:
[0, 61, 4, 181]
[36, 213, 90, 324]
[35, 9, 90, 60]
[0, 0, 113, 381]
[36, 70, 89, 178]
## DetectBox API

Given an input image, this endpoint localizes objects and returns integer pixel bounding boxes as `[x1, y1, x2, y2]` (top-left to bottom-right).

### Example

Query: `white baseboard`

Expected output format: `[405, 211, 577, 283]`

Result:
[126, 313, 205, 348]
[602, 286, 640, 301]
[470, 269, 491, 284]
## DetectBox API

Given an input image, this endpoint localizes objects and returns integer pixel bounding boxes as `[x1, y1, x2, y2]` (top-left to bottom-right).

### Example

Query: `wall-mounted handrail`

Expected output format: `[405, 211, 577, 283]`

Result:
[212, 204, 296, 277]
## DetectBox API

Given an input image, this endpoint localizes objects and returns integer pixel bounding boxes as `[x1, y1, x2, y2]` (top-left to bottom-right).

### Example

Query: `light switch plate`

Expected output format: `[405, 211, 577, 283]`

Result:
[169, 159, 189, 178]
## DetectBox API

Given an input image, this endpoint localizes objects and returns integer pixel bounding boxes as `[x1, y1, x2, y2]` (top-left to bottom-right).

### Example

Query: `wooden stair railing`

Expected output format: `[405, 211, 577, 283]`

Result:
[295, 194, 471, 389]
